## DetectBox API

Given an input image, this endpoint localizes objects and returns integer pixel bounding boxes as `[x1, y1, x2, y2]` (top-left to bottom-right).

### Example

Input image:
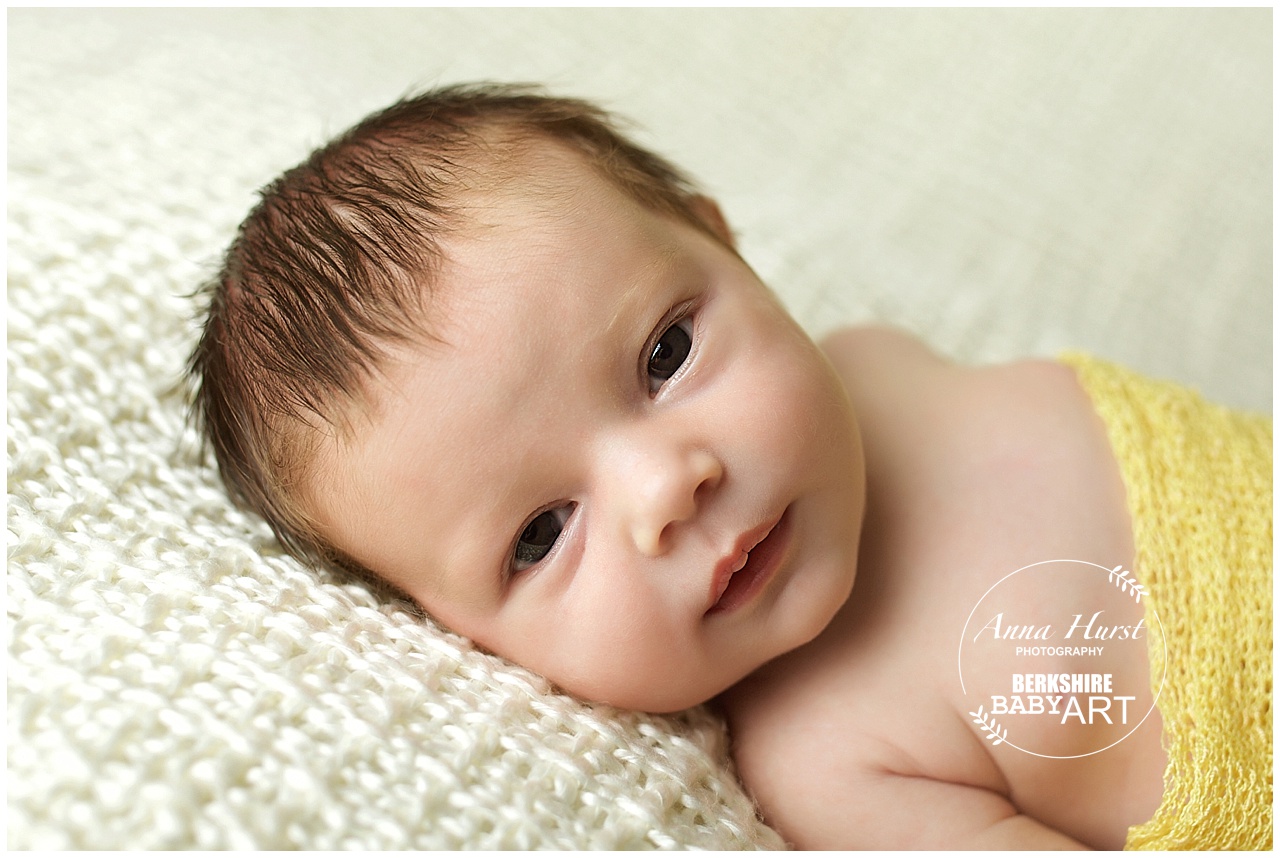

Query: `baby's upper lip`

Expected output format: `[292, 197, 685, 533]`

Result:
[706, 513, 783, 613]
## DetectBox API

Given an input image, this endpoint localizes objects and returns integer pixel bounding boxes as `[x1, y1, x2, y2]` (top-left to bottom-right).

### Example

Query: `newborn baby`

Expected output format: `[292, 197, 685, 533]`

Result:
[188, 83, 1271, 849]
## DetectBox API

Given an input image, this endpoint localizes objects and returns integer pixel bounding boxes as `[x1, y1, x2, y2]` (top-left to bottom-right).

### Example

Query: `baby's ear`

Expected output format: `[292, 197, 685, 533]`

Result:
[689, 196, 736, 249]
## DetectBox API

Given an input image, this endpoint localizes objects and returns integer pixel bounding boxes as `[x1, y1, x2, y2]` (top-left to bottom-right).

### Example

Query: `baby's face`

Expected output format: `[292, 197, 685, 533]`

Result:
[309, 144, 865, 711]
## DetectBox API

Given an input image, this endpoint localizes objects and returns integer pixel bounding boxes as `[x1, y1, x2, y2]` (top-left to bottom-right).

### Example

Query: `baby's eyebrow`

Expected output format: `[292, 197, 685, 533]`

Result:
[604, 245, 680, 340]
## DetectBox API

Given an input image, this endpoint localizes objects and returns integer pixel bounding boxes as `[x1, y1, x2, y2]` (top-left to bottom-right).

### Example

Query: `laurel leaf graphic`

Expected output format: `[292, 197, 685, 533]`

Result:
[1107, 565, 1146, 602]
[969, 707, 1008, 747]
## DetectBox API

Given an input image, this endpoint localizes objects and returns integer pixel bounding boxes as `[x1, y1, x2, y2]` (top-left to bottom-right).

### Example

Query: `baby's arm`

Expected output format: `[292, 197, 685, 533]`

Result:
[732, 672, 1094, 848]
[877, 775, 1089, 850]
[757, 766, 1089, 850]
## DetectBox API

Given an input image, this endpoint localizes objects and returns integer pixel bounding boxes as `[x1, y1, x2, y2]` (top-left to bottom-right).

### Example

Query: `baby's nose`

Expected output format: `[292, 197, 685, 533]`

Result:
[629, 449, 723, 556]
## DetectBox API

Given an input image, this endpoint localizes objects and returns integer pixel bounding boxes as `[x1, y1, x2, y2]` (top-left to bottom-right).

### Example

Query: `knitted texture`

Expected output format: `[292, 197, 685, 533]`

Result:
[1061, 353, 1273, 850]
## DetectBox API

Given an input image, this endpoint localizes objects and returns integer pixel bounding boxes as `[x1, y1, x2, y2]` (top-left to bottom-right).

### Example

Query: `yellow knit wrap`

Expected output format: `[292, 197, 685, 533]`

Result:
[1061, 353, 1272, 850]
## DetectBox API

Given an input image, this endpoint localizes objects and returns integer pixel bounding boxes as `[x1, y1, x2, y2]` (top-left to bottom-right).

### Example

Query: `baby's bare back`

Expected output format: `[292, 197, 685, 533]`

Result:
[718, 327, 1165, 849]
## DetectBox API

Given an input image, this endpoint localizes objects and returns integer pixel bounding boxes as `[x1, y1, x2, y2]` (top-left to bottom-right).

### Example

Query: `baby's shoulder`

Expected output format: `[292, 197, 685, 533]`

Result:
[818, 324, 951, 384]
[819, 325, 1081, 411]
[820, 326, 1101, 481]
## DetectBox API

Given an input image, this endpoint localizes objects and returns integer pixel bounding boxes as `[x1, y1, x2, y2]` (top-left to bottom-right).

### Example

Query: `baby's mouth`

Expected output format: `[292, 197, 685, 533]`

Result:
[706, 507, 792, 616]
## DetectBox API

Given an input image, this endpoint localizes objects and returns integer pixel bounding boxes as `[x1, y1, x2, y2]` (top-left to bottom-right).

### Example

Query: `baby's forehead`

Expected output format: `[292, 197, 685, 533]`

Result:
[317, 140, 598, 378]
[336, 145, 642, 399]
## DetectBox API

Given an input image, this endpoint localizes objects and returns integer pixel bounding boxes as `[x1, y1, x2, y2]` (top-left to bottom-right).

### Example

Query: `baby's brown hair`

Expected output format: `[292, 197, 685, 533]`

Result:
[187, 82, 721, 583]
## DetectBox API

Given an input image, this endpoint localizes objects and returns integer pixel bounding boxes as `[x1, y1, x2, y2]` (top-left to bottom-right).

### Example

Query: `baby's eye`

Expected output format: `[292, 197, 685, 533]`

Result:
[648, 318, 693, 393]
[512, 505, 572, 573]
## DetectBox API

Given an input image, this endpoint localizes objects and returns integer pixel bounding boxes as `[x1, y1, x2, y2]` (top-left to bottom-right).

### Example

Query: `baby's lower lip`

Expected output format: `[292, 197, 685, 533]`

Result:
[706, 508, 792, 616]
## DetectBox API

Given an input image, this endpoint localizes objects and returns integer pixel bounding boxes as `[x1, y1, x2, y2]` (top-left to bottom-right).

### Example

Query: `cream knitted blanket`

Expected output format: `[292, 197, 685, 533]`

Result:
[9, 9, 1269, 850]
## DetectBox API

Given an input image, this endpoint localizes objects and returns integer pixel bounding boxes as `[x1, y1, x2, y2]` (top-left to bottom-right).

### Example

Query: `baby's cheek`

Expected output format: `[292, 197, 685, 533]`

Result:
[538, 585, 666, 692]
[544, 631, 682, 711]
[751, 353, 827, 445]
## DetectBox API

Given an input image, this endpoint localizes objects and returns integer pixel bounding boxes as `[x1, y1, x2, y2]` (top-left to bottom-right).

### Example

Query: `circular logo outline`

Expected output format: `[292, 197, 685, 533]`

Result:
[956, 558, 1166, 760]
